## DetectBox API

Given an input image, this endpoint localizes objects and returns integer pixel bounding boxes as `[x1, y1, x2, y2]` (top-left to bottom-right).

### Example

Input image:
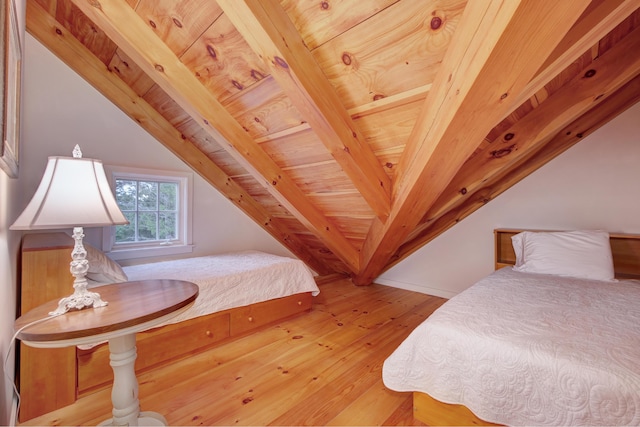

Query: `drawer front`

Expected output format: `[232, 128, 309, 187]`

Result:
[230, 292, 313, 335]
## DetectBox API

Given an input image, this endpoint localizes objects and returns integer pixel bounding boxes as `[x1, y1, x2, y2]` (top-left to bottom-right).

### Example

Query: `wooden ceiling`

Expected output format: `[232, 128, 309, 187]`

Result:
[27, 0, 640, 283]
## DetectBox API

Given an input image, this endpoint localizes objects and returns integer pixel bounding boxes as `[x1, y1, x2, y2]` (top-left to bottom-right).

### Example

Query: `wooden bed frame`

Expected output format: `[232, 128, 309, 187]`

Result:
[412, 228, 640, 426]
[17, 232, 316, 422]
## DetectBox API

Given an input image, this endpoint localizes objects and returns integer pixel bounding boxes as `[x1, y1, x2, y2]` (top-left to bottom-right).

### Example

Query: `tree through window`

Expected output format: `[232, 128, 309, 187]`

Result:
[115, 179, 179, 244]
[104, 166, 193, 260]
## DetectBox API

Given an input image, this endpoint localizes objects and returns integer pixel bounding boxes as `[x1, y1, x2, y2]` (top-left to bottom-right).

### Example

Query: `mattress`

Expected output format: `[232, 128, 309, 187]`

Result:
[382, 267, 640, 426]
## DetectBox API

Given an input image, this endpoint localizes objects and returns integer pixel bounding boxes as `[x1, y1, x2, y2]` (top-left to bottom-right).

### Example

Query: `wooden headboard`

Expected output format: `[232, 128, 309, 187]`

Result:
[495, 229, 640, 280]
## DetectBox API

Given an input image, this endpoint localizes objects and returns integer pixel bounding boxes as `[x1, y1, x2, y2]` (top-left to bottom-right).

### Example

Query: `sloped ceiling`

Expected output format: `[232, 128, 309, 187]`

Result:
[27, 0, 640, 284]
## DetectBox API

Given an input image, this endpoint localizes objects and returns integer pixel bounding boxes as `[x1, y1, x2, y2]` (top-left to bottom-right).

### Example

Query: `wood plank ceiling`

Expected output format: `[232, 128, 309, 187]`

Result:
[27, 0, 640, 283]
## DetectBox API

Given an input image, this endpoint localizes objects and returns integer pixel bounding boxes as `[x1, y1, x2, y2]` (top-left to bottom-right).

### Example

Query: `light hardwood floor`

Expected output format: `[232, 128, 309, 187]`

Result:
[20, 278, 447, 426]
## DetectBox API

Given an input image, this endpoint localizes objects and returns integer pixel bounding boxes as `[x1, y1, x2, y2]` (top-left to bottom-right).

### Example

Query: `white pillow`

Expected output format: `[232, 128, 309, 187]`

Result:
[84, 242, 128, 283]
[512, 230, 615, 281]
[511, 232, 525, 268]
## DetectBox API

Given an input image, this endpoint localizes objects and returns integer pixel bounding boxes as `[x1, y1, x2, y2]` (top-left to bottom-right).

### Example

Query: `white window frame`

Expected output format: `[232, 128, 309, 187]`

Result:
[102, 166, 194, 260]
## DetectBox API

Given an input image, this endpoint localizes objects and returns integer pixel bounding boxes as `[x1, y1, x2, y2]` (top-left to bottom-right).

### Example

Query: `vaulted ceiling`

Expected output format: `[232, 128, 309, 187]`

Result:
[27, 0, 640, 284]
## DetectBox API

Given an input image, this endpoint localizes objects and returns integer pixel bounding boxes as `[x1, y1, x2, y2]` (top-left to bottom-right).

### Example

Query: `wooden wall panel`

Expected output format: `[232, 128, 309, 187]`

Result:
[108, 48, 155, 97]
[353, 98, 423, 153]
[312, 0, 465, 109]
[258, 129, 333, 169]
[287, 161, 359, 194]
[55, 0, 118, 65]
[308, 193, 374, 218]
[280, 0, 397, 50]
[135, 0, 221, 57]
[222, 76, 305, 139]
[180, 12, 269, 103]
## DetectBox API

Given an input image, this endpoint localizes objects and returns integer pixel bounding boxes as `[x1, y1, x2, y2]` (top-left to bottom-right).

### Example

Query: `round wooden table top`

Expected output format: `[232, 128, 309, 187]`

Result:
[15, 279, 199, 343]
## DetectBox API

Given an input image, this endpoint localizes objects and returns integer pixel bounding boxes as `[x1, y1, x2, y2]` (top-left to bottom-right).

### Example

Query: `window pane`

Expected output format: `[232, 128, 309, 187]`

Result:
[110, 169, 190, 253]
[159, 182, 178, 211]
[115, 212, 136, 243]
[159, 212, 177, 240]
[115, 180, 137, 211]
[138, 181, 158, 211]
[137, 212, 158, 241]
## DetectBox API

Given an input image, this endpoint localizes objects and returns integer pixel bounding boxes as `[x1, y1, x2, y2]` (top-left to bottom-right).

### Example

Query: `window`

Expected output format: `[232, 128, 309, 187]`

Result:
[115, 179, 178, 243]
[103, 166, 193, 260]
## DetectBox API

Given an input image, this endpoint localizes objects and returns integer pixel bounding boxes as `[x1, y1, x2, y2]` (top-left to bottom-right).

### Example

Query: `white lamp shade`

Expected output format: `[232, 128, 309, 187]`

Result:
[11, 155, 128, 230]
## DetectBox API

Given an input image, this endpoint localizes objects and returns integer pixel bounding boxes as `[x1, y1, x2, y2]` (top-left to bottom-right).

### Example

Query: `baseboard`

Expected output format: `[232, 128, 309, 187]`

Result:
[375, 278, 457, 299]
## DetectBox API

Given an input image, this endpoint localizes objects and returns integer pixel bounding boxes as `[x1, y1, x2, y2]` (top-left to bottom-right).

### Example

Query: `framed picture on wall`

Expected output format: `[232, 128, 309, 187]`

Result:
[1, 0, 22, 178]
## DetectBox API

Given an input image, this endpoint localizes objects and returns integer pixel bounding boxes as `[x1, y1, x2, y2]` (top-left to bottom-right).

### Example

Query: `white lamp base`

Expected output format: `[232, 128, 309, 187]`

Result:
[49, 227, 108, 316]
[49, 288, 108, 316]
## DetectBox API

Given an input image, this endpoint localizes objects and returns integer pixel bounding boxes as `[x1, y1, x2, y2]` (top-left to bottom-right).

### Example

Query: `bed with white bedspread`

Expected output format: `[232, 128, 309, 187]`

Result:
[383, 267, 640, 425]
[382, 229, 640, 426]
[122, 250, 320, 327]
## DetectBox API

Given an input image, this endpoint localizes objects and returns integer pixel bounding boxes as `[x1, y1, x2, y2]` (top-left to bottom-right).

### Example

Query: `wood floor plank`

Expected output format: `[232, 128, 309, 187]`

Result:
[266, 298, 442, 426]
[19, 279, 446, 426]
[325, 382, 409, 426]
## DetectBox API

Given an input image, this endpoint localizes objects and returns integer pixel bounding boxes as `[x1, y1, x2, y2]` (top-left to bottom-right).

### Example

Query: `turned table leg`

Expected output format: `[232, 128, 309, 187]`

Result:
[100, 334, 167, 426]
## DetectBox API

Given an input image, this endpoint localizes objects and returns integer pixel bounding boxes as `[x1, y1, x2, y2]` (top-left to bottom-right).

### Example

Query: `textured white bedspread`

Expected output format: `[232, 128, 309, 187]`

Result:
[382, 267, 640, 426]
[80, 251, 318, 350]
[123, 250, 320, 326]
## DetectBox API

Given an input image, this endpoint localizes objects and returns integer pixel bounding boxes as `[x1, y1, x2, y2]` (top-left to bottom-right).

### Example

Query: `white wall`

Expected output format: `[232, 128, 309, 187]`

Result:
[20, 34, 295, 265]
[377, 101, 640, 298]
[0, 0, 25, 423]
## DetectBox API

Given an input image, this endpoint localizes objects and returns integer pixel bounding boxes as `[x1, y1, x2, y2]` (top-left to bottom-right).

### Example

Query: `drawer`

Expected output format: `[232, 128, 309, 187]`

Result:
[230, 292, 312, 336]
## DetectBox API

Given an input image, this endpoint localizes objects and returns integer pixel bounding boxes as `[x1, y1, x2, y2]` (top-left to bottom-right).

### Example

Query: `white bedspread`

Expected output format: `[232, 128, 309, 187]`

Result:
[80, 251, 319, 349]
[382, 267, 640, 426]
[123, 250, 319, 325]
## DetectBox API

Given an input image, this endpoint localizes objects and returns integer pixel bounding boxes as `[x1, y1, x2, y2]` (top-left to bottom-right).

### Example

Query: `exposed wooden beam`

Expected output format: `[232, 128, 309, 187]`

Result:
[26, 0, 334, 276]
[355, 0, 591, 285]
[507, 0, 639, 119]
[427, 25, 640, 223]
[217, 0, 392, 221]
[69, 0, 360, 273]
[253, 84, 431, 143]
[391, 75, 640, 270]
[348, 84, 431, 119]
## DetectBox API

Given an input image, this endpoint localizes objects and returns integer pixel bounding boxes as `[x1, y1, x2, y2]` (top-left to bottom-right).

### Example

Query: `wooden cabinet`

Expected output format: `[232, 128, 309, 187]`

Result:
[18, 233, 77, 422]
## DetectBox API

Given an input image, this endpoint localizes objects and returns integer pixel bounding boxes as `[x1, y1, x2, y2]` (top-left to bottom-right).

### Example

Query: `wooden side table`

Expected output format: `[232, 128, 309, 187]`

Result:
[15, 279, 199, 426]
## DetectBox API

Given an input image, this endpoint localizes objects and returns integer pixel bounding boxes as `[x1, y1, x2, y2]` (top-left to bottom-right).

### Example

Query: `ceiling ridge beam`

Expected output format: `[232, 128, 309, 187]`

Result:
[426, 25, 640, 222]
[216, 0, 391, 221]
[26, 0, 333, 276]
[391, 76, 640, 271]
[355, 0, 592, 285]
[70, 0, 360, 273]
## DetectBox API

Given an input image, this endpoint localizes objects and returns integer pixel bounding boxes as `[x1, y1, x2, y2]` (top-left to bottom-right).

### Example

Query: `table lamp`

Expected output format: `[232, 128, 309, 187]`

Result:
[11, 145, 128, 315]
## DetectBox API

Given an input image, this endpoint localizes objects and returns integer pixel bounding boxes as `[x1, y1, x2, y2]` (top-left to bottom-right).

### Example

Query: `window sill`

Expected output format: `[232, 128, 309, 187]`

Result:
[108, 244, 194, 261]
